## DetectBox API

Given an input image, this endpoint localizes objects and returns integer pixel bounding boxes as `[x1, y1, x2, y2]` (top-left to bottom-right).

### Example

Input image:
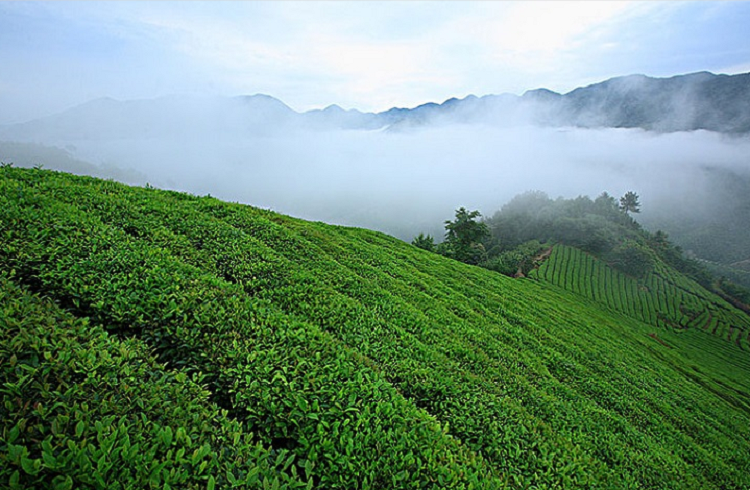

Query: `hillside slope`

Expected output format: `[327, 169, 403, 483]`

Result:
[529, 245, 750, 397]
[2, 167, 750, 489]
[530, 245, 750, 349]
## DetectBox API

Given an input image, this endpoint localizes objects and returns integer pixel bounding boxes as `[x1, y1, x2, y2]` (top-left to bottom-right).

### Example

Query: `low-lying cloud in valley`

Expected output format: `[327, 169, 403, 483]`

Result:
[1, 124, 747, 244]
[2, 80, 749, 246]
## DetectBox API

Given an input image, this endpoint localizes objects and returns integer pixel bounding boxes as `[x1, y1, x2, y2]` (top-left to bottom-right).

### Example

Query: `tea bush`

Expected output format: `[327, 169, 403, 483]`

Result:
[2, 167, 750, 489]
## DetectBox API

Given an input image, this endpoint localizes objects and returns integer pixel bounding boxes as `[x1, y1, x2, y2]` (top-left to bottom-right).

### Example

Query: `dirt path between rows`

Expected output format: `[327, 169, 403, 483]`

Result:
[515, 246, 554, 278]
[534, 246, 554, 263]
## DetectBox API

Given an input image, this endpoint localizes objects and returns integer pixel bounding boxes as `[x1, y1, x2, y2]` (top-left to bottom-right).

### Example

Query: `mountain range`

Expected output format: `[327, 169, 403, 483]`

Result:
[2, 71, 750, 140]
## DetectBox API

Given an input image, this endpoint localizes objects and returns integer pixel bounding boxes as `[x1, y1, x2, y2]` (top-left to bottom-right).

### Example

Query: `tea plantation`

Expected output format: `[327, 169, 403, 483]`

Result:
[530, 245, 750, 350]
[2, 166, 750, 489]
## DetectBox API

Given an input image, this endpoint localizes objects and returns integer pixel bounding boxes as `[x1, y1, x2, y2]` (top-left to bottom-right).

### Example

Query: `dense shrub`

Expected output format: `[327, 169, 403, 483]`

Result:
[606, 240, 655, 278]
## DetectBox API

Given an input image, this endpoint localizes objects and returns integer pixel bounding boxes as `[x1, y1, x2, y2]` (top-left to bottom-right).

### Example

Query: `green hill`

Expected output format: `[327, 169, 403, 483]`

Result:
[2, 166, 750, 489]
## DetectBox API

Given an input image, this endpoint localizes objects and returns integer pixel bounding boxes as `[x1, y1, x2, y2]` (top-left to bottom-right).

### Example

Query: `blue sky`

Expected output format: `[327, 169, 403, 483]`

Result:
[2, 1, 750, 124]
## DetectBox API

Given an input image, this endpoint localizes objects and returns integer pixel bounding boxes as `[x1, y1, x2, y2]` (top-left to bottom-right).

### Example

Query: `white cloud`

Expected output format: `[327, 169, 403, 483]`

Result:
[716, 61, 750, 75]
[306, 38, 444, 102]
[494, 2, 631, 52]
[44, 1, 733, 110]
[461, 2, 653, 72]
[104, 2, 465, 111]
[1, 0, 749, 121]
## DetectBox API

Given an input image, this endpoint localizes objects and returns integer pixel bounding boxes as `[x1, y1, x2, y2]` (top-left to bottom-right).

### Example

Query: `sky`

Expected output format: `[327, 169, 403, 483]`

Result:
[2, 1, 750, 124]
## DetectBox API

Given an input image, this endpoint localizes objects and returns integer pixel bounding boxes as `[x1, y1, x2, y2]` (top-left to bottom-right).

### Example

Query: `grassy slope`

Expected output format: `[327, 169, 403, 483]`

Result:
[2, 167, 750, 489]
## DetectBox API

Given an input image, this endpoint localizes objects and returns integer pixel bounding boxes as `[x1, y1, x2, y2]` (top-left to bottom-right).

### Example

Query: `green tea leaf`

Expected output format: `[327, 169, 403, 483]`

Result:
[20, 456, 41, 476]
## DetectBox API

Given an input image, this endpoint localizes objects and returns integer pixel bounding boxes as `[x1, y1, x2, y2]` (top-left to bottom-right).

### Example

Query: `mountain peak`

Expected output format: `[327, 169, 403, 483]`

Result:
[522, 88, 562, 100]
[236, 93, 294, 110]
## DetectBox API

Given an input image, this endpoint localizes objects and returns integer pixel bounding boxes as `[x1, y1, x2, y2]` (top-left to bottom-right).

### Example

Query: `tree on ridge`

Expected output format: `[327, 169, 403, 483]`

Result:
[619, 191, 641, 214]
[444, 207, 489, 264]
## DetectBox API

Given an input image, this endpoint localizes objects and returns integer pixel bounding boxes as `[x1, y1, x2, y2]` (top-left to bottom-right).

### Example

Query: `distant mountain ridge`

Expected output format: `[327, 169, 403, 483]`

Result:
[542, 71, 750, 133]
[2, 71, 749, 139]
[380, 71, 750, 133]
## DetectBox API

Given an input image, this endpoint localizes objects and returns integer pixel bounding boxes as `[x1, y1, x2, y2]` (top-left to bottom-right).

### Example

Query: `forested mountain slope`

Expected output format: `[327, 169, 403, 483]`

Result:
[2, 166, 750, 489]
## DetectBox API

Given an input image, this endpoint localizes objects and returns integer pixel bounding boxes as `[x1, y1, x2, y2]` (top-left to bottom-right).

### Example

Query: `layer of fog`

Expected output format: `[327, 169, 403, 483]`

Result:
[46, 124, 746, 242]
[2, 94, 748, 244]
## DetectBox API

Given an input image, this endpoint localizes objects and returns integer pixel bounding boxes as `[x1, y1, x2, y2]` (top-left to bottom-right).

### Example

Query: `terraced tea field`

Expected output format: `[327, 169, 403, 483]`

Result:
[2, 167, 750, 489]
[530, 245, 750, 350]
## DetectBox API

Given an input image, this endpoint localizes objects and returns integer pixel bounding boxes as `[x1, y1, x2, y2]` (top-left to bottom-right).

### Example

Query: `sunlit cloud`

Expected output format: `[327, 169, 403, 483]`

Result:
[1, 1, 749, 121]
[483, 1, 634, 55]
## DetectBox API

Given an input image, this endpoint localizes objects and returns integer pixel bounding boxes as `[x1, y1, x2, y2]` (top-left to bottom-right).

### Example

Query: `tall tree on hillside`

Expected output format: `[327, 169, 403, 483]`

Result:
[444, 207, 489, 264]
[594, 191, 619, 216]
[619, 191, 641, 214]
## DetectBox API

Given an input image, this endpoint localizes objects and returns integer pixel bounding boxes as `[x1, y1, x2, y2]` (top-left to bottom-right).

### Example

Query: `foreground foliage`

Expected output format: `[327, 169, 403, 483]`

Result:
[2, 167, 750, 489]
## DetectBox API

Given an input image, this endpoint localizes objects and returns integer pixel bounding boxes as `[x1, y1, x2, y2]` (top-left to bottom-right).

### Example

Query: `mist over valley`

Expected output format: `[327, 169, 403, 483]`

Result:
[2, 72, 750, 258]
